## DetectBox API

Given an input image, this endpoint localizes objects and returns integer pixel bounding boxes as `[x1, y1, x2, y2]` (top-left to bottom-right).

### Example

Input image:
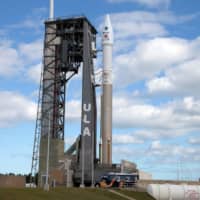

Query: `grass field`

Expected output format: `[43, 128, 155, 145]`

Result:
[117, 189, 154, 200]
[0, 188, 155, 200]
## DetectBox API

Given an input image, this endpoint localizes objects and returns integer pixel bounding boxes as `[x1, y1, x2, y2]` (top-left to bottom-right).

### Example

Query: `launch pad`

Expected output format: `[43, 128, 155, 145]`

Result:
[31, 16, 138, 187]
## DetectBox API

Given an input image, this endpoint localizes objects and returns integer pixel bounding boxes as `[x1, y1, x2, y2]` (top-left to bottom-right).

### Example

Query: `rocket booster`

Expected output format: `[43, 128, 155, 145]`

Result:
[101, 15, 113, 165]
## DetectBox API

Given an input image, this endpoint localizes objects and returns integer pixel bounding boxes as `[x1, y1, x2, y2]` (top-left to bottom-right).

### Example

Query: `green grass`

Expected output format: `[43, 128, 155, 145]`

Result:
[0, 188, 154, 200]
[117, 189, 155, 200]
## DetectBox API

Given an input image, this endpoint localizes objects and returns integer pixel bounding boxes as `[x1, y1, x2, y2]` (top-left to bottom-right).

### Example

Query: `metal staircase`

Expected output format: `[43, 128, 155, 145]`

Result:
[30, 61, 44, 185]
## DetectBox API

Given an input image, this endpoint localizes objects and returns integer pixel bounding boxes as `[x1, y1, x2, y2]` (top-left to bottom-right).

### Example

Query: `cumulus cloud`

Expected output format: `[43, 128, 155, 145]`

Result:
[27, 63, 42, 84]
[19, 40, 43, 62]
[147, 77, 174, 93]
[112, 20, 167, 39]
[112, 95, 200, 141]
[110, 11, 197, 30]
[0, 9, 44, 78]
[189, 137, 200, 145]
[113, 37, 196, 87]
[0, 91, 36, 127]
[98, 11, 200, 87]
[147, 58, 200, 96]
[107, 0, 171, 8]
[0, 93, 81, 128]
[148, 140, 200, 162]
[0, 39, 43, 79]
[107, 11, 178, 40]
[113, 140, 200, 177]
[113, 133, 144, 144]
[0, 40, 23, 76]
[98, 11, 198, 55]
[62, 95, 200, 140]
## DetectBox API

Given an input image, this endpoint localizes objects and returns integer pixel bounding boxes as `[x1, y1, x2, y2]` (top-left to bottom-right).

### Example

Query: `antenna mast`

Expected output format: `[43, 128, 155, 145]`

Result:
[50, 0, 54, 19]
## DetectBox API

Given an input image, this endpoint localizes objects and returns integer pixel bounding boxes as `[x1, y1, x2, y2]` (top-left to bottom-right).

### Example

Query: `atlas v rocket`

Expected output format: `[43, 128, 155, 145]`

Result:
[101, 15, 114, 165]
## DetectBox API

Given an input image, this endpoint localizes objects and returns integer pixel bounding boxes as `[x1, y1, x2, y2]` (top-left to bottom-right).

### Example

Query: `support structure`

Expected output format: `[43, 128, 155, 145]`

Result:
[31, 16, 97, 186]
[79, 20, 97, 186]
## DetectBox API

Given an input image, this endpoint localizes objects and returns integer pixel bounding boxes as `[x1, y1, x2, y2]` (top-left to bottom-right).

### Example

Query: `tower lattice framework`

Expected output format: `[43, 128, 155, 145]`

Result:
[31, 17, 97, 186]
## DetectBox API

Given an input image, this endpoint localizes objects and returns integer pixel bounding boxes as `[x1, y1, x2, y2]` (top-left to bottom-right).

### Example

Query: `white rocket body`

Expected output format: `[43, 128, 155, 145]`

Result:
[101, 15, 113, 165]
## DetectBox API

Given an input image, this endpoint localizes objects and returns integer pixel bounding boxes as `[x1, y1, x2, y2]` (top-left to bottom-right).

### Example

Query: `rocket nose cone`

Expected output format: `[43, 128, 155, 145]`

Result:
[102, 14, 114, 45]
[104, 15, 112, 31]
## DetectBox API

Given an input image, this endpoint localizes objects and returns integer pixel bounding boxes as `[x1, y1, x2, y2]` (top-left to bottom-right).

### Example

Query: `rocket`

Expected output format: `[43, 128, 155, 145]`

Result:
[100, 14, 113, 165]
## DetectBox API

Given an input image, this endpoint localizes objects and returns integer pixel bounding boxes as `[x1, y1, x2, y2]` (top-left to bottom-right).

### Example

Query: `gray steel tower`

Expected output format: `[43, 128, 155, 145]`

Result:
[31, 16, 97, 186]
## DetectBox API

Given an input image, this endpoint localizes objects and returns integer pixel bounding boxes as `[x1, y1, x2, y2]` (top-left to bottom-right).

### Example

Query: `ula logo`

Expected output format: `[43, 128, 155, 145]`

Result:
[83, 103, 91, 137]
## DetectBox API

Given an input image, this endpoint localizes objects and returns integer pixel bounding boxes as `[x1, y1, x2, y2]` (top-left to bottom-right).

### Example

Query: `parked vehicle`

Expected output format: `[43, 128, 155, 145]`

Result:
[95, 172, 139, 188]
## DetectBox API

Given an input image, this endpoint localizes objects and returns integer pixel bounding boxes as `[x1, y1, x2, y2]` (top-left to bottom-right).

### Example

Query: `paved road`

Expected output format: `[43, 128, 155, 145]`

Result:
[109, 189, 136, 200]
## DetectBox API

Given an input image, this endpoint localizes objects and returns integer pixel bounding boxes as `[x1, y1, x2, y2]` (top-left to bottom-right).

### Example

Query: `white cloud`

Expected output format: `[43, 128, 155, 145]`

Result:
[0, 91, 36, 127]
[63, 94, 200, 140]
[113, 133, 144, 144]
[171, 97, 200, 117]
[147, 77, 174, 93]
[99, 11, 198, 54]
[0, 9, 44, 78]
[113, 37, 198, 87]
[19, 40, 43, 62]
[189, 137, 200, 145]
[99, 11, 200, 87]
[148, 140, 200, 160]
[114, 140, 200, 165]
[112, 95, 200, 140]
[150, 140, 162, 150]
[0, 93, 81, 128]
[107, 0, 171, 8]
[147, 58, 200, 96]
[112, 140, 200, 180]
[27, 63, 42, 84]
[0, 39, 43, 79]
[0, 40, 23, 76]
[133, 129, 179, 140]
[110, 11, 196, 27]
[113, 21, 167, 39]
[107, 11, 177, 40]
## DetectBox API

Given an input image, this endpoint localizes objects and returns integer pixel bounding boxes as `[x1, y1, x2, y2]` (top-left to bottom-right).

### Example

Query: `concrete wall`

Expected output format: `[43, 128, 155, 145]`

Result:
[50, 169, 65, 186]
[39, 138, 64, 186]
[137, 180, 200, 191]
[0, 175, 25, 188]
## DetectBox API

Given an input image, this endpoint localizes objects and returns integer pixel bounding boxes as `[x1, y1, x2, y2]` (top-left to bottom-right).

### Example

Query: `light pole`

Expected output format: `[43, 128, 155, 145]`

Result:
[80, 134, 85, 188]
[44, 112, 51, 191]
[91, 131, 94, 188]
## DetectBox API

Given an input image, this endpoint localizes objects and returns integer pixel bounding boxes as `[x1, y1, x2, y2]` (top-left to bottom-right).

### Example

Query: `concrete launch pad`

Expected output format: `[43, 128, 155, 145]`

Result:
[31, 15, 139, 188]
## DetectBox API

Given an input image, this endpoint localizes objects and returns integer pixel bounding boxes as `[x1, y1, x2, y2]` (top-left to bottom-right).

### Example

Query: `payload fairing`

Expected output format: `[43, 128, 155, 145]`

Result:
[101, 15, 114, 165]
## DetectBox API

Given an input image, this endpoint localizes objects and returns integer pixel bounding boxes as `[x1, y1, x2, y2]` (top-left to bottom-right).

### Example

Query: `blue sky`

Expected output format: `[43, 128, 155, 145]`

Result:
[0, 0, 200, 181]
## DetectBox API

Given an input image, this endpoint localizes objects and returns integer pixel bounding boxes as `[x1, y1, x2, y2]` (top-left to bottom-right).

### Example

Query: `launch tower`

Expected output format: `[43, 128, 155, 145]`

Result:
[31, 16, 97, 186]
